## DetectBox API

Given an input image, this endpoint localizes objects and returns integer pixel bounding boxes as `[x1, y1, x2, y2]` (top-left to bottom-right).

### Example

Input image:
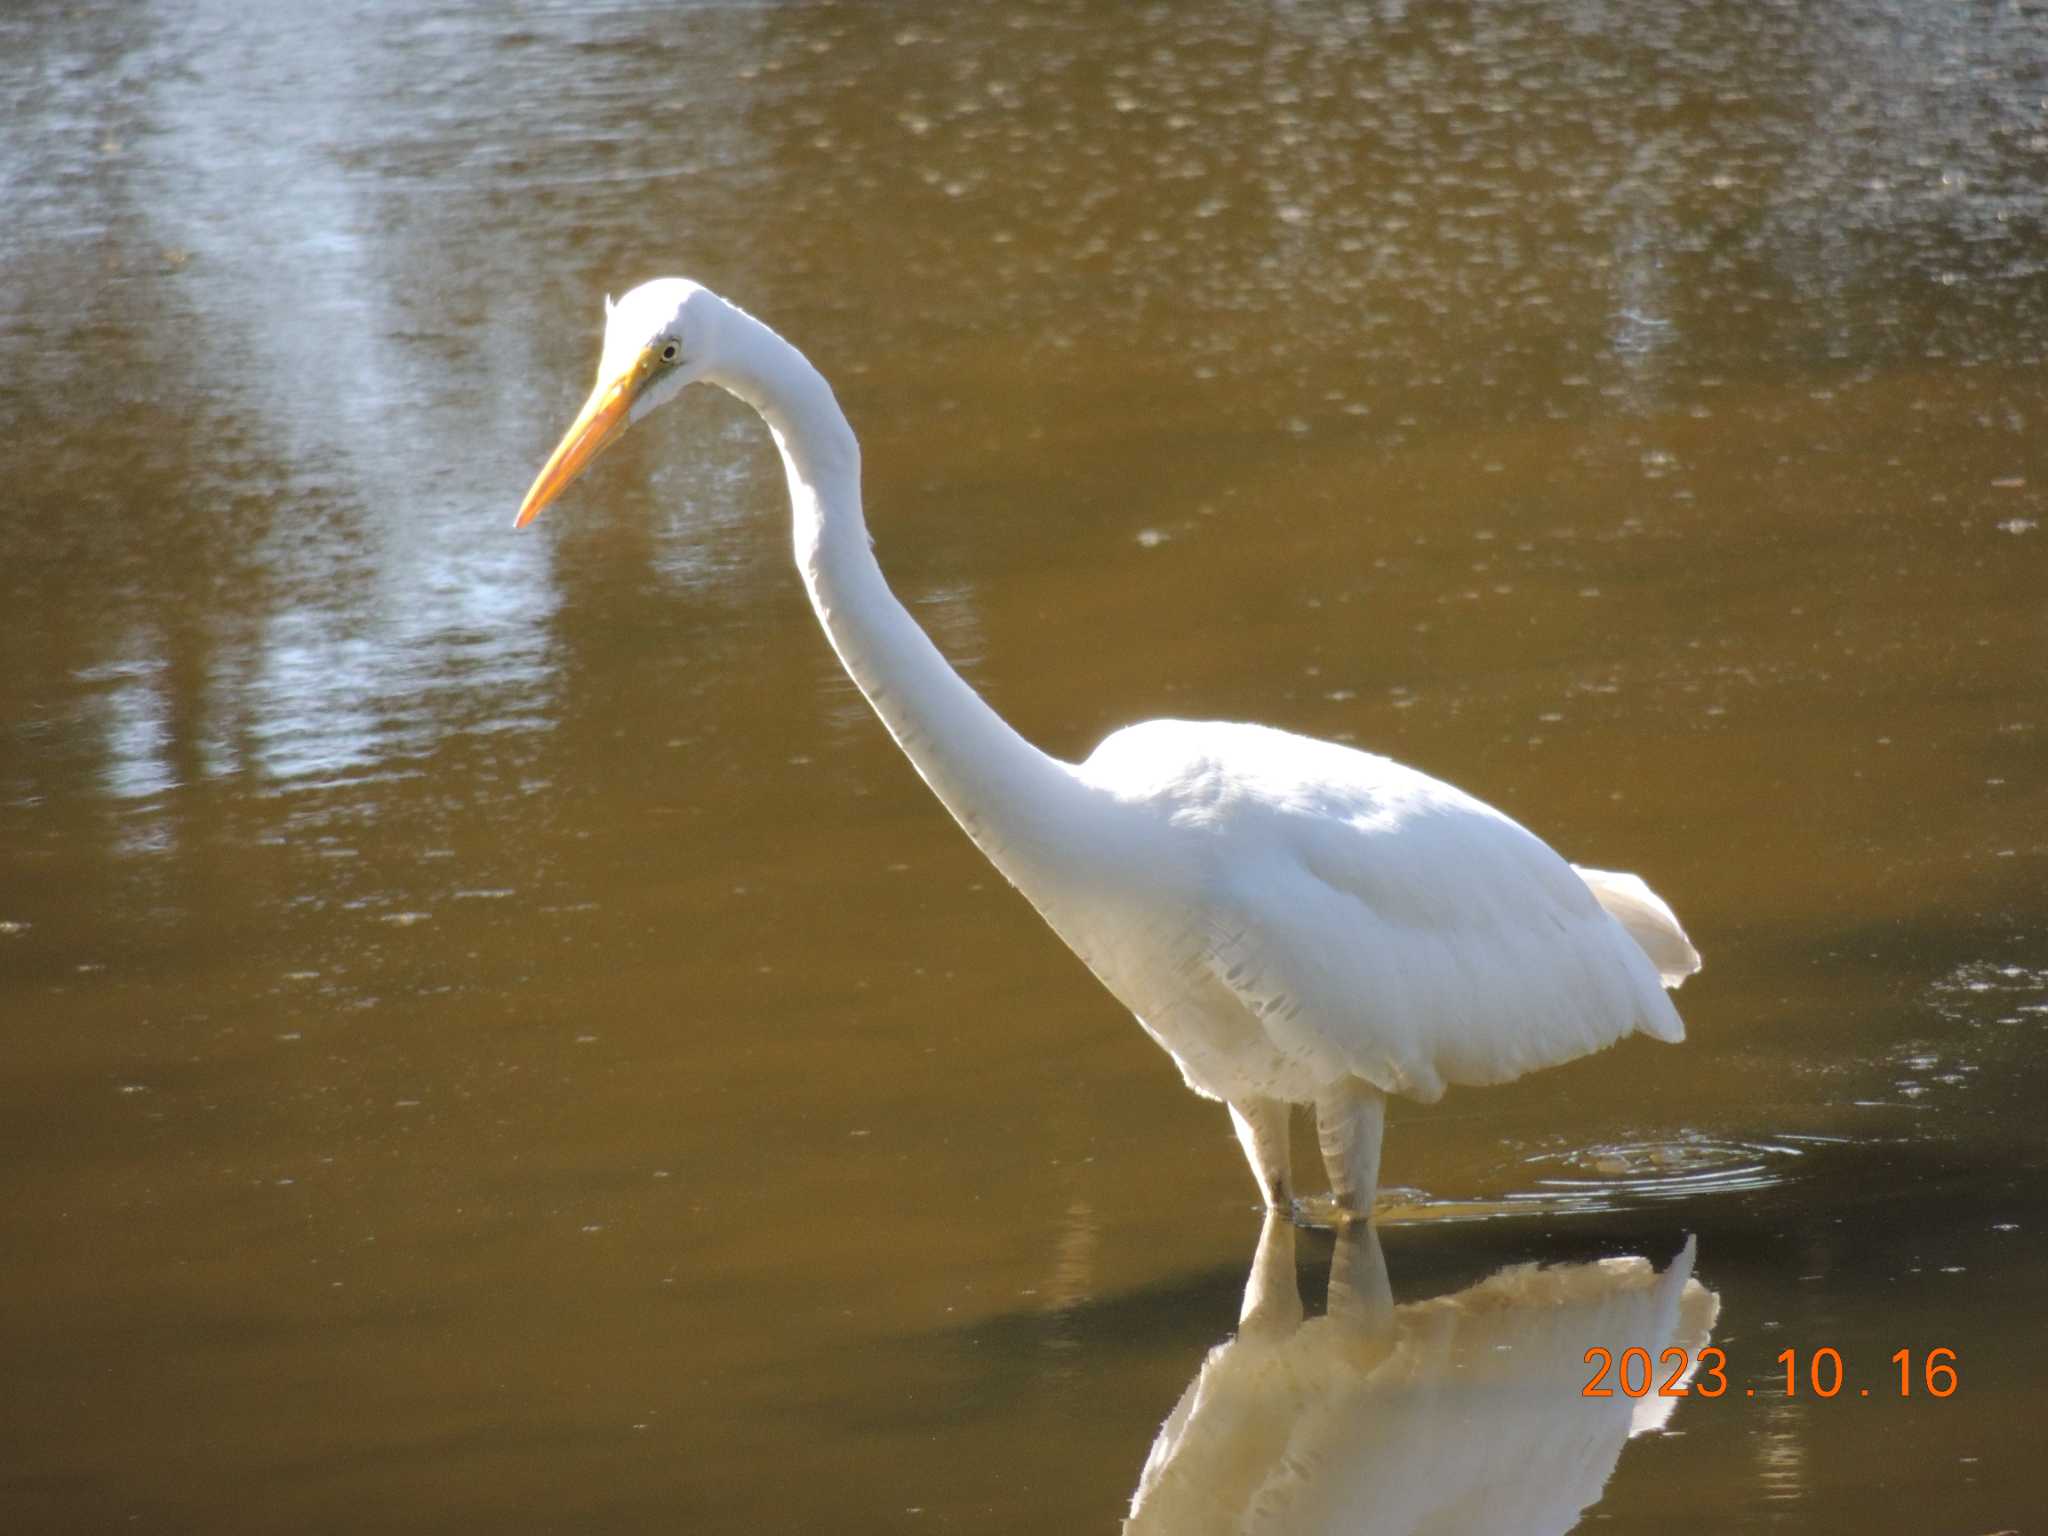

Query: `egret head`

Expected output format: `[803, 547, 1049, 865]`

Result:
[515, 278, 720, 527]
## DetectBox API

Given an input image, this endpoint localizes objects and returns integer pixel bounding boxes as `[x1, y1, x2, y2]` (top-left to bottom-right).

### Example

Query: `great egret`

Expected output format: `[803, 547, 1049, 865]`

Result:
[1127, 1220, 1717, 1531]
[516, 279, 1700, 1219]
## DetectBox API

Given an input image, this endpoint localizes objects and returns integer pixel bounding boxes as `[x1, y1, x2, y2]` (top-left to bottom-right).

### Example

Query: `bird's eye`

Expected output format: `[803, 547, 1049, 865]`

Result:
[659, 341, 680, 364]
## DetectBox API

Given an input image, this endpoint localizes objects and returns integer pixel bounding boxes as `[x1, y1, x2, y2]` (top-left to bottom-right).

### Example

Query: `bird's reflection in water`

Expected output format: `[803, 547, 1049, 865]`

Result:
[1126, 1218, 1717, 1534]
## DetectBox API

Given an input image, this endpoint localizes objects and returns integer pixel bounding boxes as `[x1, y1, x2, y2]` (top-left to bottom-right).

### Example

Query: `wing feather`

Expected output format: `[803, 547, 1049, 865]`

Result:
[1186, 743, 1684, 1100]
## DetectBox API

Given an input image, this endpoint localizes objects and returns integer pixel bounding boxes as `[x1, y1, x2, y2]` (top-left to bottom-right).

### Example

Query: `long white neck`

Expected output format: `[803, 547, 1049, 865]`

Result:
[706, 303, 1090, 883]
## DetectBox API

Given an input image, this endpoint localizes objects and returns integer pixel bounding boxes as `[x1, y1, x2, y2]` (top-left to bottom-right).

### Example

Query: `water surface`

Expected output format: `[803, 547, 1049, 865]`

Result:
[3, 1, 2044, 1530]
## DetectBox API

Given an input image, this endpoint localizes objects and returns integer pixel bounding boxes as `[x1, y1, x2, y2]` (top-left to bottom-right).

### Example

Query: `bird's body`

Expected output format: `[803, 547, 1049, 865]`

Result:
[1069, 718, 1688, 1110]
[517, 278, 1700, 1217]
[1127, 1219, 1719, 1532]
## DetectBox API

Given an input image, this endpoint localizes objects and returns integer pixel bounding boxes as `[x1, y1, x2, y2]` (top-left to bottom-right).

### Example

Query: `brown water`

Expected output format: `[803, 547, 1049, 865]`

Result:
[4, 1, 2045, 1530]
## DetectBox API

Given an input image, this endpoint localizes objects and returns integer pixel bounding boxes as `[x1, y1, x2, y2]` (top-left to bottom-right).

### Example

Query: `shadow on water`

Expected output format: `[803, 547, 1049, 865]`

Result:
[838, 1122, 2036, 1526]
[848, 1212, 1715, 1530]
[902, 1129, 2020, 1376]
[3, 0, 2046, 1530]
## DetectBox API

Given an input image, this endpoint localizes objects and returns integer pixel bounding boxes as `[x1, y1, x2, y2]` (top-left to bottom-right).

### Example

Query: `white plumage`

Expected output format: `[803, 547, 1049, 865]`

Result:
[1126, 1219, 1719, 1533]
[516, 279, 1701, 1217]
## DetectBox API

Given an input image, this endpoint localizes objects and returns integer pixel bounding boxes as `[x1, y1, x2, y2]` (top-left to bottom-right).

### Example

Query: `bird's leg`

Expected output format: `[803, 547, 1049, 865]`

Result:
[1237, 1208, 1303, 1341]
[1324, 1220, 1397, 1371]
[1315, 1079, 1387, 1222]
[1227, 1097, 1292, 1211]
[1326, 1218, 1393, 1336]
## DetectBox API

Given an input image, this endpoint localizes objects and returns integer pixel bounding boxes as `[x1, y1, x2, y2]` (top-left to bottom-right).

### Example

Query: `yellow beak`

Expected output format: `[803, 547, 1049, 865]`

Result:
[514, 351, 654, 528]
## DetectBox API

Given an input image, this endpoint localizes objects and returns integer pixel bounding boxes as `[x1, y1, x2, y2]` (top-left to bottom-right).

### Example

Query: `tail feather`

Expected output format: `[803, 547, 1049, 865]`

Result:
[1575, 867, 1701, 988]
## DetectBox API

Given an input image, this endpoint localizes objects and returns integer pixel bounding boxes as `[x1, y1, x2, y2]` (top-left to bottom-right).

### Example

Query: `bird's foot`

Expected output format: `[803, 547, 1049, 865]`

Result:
[1288, 1188, 1425, 1229]
[1286, 1191, 1357, 1230]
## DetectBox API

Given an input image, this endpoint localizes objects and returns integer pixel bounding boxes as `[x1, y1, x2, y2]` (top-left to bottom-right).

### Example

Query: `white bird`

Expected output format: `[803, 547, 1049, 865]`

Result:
[1126, 1219, 1719, 1533]
[516, 279, 1701, 1219]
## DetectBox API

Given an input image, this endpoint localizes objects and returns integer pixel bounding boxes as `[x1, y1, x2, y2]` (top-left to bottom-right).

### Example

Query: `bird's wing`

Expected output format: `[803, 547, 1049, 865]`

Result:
[1573, 866, 1701, 988]
[1194, 782, 1681, 1103]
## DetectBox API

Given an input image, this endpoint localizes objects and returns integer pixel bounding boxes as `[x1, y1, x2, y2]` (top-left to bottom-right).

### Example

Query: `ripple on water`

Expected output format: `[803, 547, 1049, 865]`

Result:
[1513, 1133, 1820, 1207]
[1368, 1132, 1828, 1225]
[1927, 962, 2048, 1029]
